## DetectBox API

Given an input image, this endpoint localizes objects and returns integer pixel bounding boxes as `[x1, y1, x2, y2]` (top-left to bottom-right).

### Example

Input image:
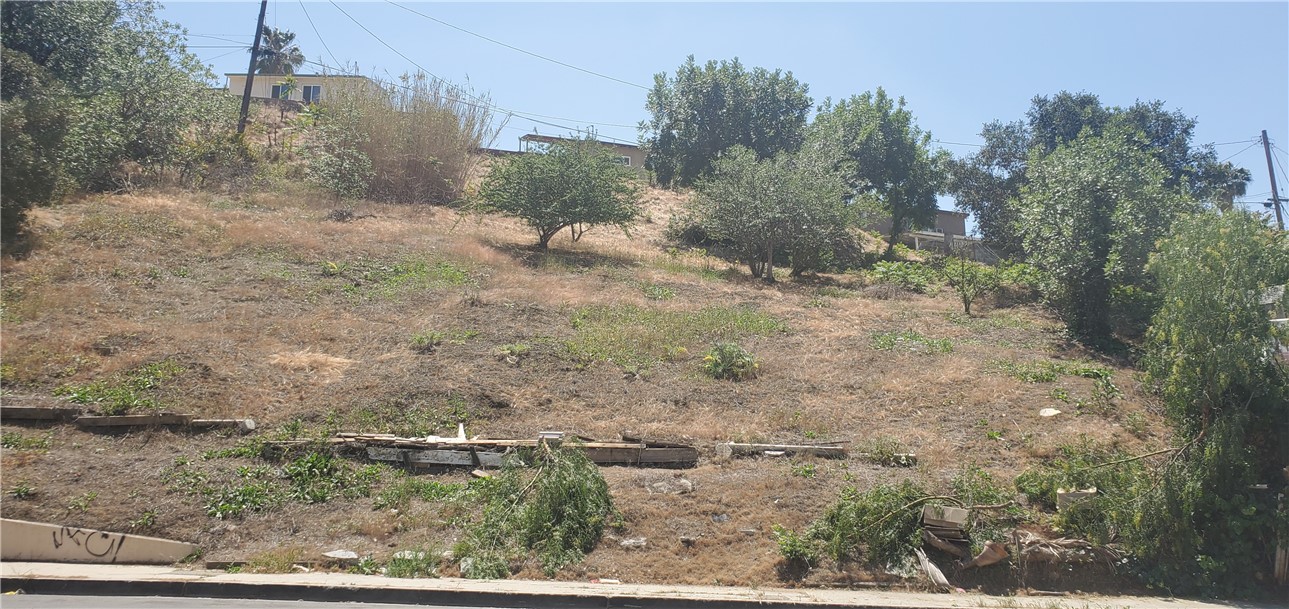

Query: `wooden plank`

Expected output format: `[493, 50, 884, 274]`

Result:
[366, 447, 506, 468]
[584, 446, 698, 466]
[75, 413, 194, 427]
[190, 419, 257, 433]
[718, 443, 846, 459]
[1, 406, 84, 421]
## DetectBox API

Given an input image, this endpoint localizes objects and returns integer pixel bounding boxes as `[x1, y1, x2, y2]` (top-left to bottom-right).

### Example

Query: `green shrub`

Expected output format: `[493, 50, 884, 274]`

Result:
[868, 261, 938, 293]
[282, 452, 379, 504]
[384, 548, 439, 579]
[701, 342, 758, 380]
[454, 444, 617, 578]
[772, 524, 820, 566]
[806, 480, 930, 566]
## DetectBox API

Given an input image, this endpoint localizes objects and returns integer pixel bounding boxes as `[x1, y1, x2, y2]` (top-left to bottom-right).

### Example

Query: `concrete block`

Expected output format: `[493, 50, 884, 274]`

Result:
[1, 518, 197, 564]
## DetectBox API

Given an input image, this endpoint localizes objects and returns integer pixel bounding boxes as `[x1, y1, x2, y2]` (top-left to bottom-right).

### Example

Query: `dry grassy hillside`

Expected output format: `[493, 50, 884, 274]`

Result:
[0, 185, 1169, 588]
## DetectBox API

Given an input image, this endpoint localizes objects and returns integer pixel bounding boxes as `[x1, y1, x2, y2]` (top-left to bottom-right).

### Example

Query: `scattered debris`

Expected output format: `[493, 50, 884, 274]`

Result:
[738, 528, 758, 536]
[646, 477, 693, 495]
[921, 529, 968, 559]
[1016, 530, 1120, 566]
[322, 550, 359, 564]
[1039, 408, 1062, 417]
[711, 513, 730, 523]
[679, 536, 698, 547]
[921, 505, 969, 530]
[963, 541, 1009, 569]
[273, 429, 699, 469]
[590, 578, 621, 584]
[470, 469, 492, 479]
[1056, 487, 1097, 511]
[716, 442, 847, 459]
[914, 548, 951, 591]
[619, 537, 647, 549]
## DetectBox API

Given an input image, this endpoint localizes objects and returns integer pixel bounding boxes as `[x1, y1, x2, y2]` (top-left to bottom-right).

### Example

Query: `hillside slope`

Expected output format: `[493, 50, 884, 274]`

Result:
[0, 187, 1169, 588]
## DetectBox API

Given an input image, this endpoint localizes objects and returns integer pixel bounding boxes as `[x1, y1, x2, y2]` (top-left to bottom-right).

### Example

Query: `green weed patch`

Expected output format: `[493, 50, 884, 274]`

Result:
[565, 304, 785, 370]
[54, 359, 185, 415]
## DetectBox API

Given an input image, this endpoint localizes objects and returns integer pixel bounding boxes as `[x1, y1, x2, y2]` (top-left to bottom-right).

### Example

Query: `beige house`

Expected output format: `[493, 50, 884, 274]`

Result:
[224, 73, 375, 104]
[519, 134, 645, 170]
[869, 209, 997, 262]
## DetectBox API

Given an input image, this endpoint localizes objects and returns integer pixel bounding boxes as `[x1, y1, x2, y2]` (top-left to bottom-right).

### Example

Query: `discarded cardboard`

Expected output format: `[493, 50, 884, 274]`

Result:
[963, 541, 1009, 568]
[1, 518, 196, 564]
[914, 548, 951, 591]
[921, 505, 969, 530]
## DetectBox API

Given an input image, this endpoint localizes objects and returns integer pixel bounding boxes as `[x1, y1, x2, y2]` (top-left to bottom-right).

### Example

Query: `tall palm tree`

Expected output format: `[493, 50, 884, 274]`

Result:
[251, 26, 304, 75]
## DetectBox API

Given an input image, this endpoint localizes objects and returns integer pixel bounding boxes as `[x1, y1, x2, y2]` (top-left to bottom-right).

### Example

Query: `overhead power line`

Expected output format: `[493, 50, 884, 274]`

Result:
[933, 139, 983, 148]
[384, 1, 649, 91]
[294, 57, 637, 146]
[299, 0, 343, 70]
[1220, 142, 1259, 163]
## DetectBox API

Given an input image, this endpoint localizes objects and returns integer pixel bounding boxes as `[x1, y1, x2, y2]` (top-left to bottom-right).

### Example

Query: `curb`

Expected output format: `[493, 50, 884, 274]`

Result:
[0, 573, 897, 609]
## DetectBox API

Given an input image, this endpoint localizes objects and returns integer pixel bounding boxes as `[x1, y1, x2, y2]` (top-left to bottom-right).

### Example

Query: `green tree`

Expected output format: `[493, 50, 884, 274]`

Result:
[253, 26, 304, 75]
[947, 91, 1249, 254]
[809, 88, 945, 258]
[938, 251, 999, 316]
[479, 135, 642, 249]
[1, 0, 232, 245]
[640, 56, 811, 187]
[688, 145, 850, 282]
[1017, 130, 1195, 339]
[1134, 211, 1289, 595]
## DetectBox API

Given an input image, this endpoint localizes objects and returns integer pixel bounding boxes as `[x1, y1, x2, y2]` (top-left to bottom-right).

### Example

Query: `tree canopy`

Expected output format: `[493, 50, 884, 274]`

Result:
[479, 135, 642, 249]
[688, 145, 850, 281]
[253, 26, 304, 75]
[640, 56, 812, 187]
[2, 0, 233, 246]
[809, 88, 945, 257]
[1017, 130, 1196, 339]
[947, 91, 1248, 254]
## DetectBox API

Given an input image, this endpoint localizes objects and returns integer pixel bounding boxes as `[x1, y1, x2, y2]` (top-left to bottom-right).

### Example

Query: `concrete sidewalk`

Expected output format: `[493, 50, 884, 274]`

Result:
[0, 562, 1266, 609]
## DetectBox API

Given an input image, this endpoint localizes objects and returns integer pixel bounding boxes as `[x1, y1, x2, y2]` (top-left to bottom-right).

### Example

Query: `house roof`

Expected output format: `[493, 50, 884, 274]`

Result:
[520, 133, 639, 150]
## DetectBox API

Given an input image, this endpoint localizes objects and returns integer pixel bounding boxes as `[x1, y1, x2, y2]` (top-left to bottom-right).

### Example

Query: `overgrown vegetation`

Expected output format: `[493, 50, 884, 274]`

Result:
[701, 342, 759, 380]
[871, 330, 953, 354]
[565, 304, 784, 371]
[54, 359, 184, 415]
[453, 443, 617, 578]
[307, 72, 500, 203]
[477, 133, 642, 249]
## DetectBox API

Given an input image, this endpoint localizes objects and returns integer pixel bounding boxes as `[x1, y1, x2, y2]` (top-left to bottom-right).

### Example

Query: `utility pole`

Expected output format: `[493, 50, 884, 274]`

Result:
[1262, 130, 1284, 230]
[236, 0, 269, 135]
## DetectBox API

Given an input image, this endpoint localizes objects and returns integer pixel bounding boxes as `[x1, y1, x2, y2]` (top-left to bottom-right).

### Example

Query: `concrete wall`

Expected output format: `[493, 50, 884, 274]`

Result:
[1, 518, 197, 564]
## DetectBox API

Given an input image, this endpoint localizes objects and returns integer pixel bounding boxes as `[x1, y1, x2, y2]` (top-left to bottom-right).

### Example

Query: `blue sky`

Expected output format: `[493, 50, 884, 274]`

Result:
[163, 1, 1289, 212]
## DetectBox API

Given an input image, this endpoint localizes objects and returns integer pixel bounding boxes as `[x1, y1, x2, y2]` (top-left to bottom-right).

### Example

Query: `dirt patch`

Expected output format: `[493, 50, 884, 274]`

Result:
[0, 188, 1166, 592]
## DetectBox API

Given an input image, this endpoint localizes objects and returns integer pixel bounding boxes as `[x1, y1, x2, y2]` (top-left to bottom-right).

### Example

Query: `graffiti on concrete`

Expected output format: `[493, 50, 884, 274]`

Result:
[50, 526, 126, 562]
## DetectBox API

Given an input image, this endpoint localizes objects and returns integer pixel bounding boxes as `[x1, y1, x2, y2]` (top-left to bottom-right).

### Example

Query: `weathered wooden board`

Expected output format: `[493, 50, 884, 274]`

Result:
[1, 406, 84, 421]
[583, 446, 699, 466]
[190, 419, 257, 433]
[717, 443, 847, 459]
[366, 447, 507, 468]
[75, 413, 195, 427]
[1, 518, 197, 564]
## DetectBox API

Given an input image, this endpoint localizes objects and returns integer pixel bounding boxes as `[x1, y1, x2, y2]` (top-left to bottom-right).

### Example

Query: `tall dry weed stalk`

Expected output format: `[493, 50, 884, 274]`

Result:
[316, 72, 503, 204]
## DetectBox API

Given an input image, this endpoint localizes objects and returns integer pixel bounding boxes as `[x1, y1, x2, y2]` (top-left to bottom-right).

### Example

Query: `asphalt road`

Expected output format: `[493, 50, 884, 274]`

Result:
[1, 595, 507, 609]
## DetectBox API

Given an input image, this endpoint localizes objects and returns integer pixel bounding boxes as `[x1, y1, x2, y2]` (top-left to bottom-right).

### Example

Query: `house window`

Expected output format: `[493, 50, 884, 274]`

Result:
[270, 84, 289, 100]
[301, 85, 321, 103]
[615, 156, 632, 166]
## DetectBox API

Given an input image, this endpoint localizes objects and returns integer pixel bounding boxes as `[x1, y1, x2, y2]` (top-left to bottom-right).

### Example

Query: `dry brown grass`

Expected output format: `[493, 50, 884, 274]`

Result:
[0, 185, 1170, 588]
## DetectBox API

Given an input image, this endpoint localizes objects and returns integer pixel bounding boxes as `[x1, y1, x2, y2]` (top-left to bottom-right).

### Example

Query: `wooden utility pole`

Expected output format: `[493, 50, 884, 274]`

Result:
[236, 0, 269, 135]
[1262, 130, 1284, 230]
